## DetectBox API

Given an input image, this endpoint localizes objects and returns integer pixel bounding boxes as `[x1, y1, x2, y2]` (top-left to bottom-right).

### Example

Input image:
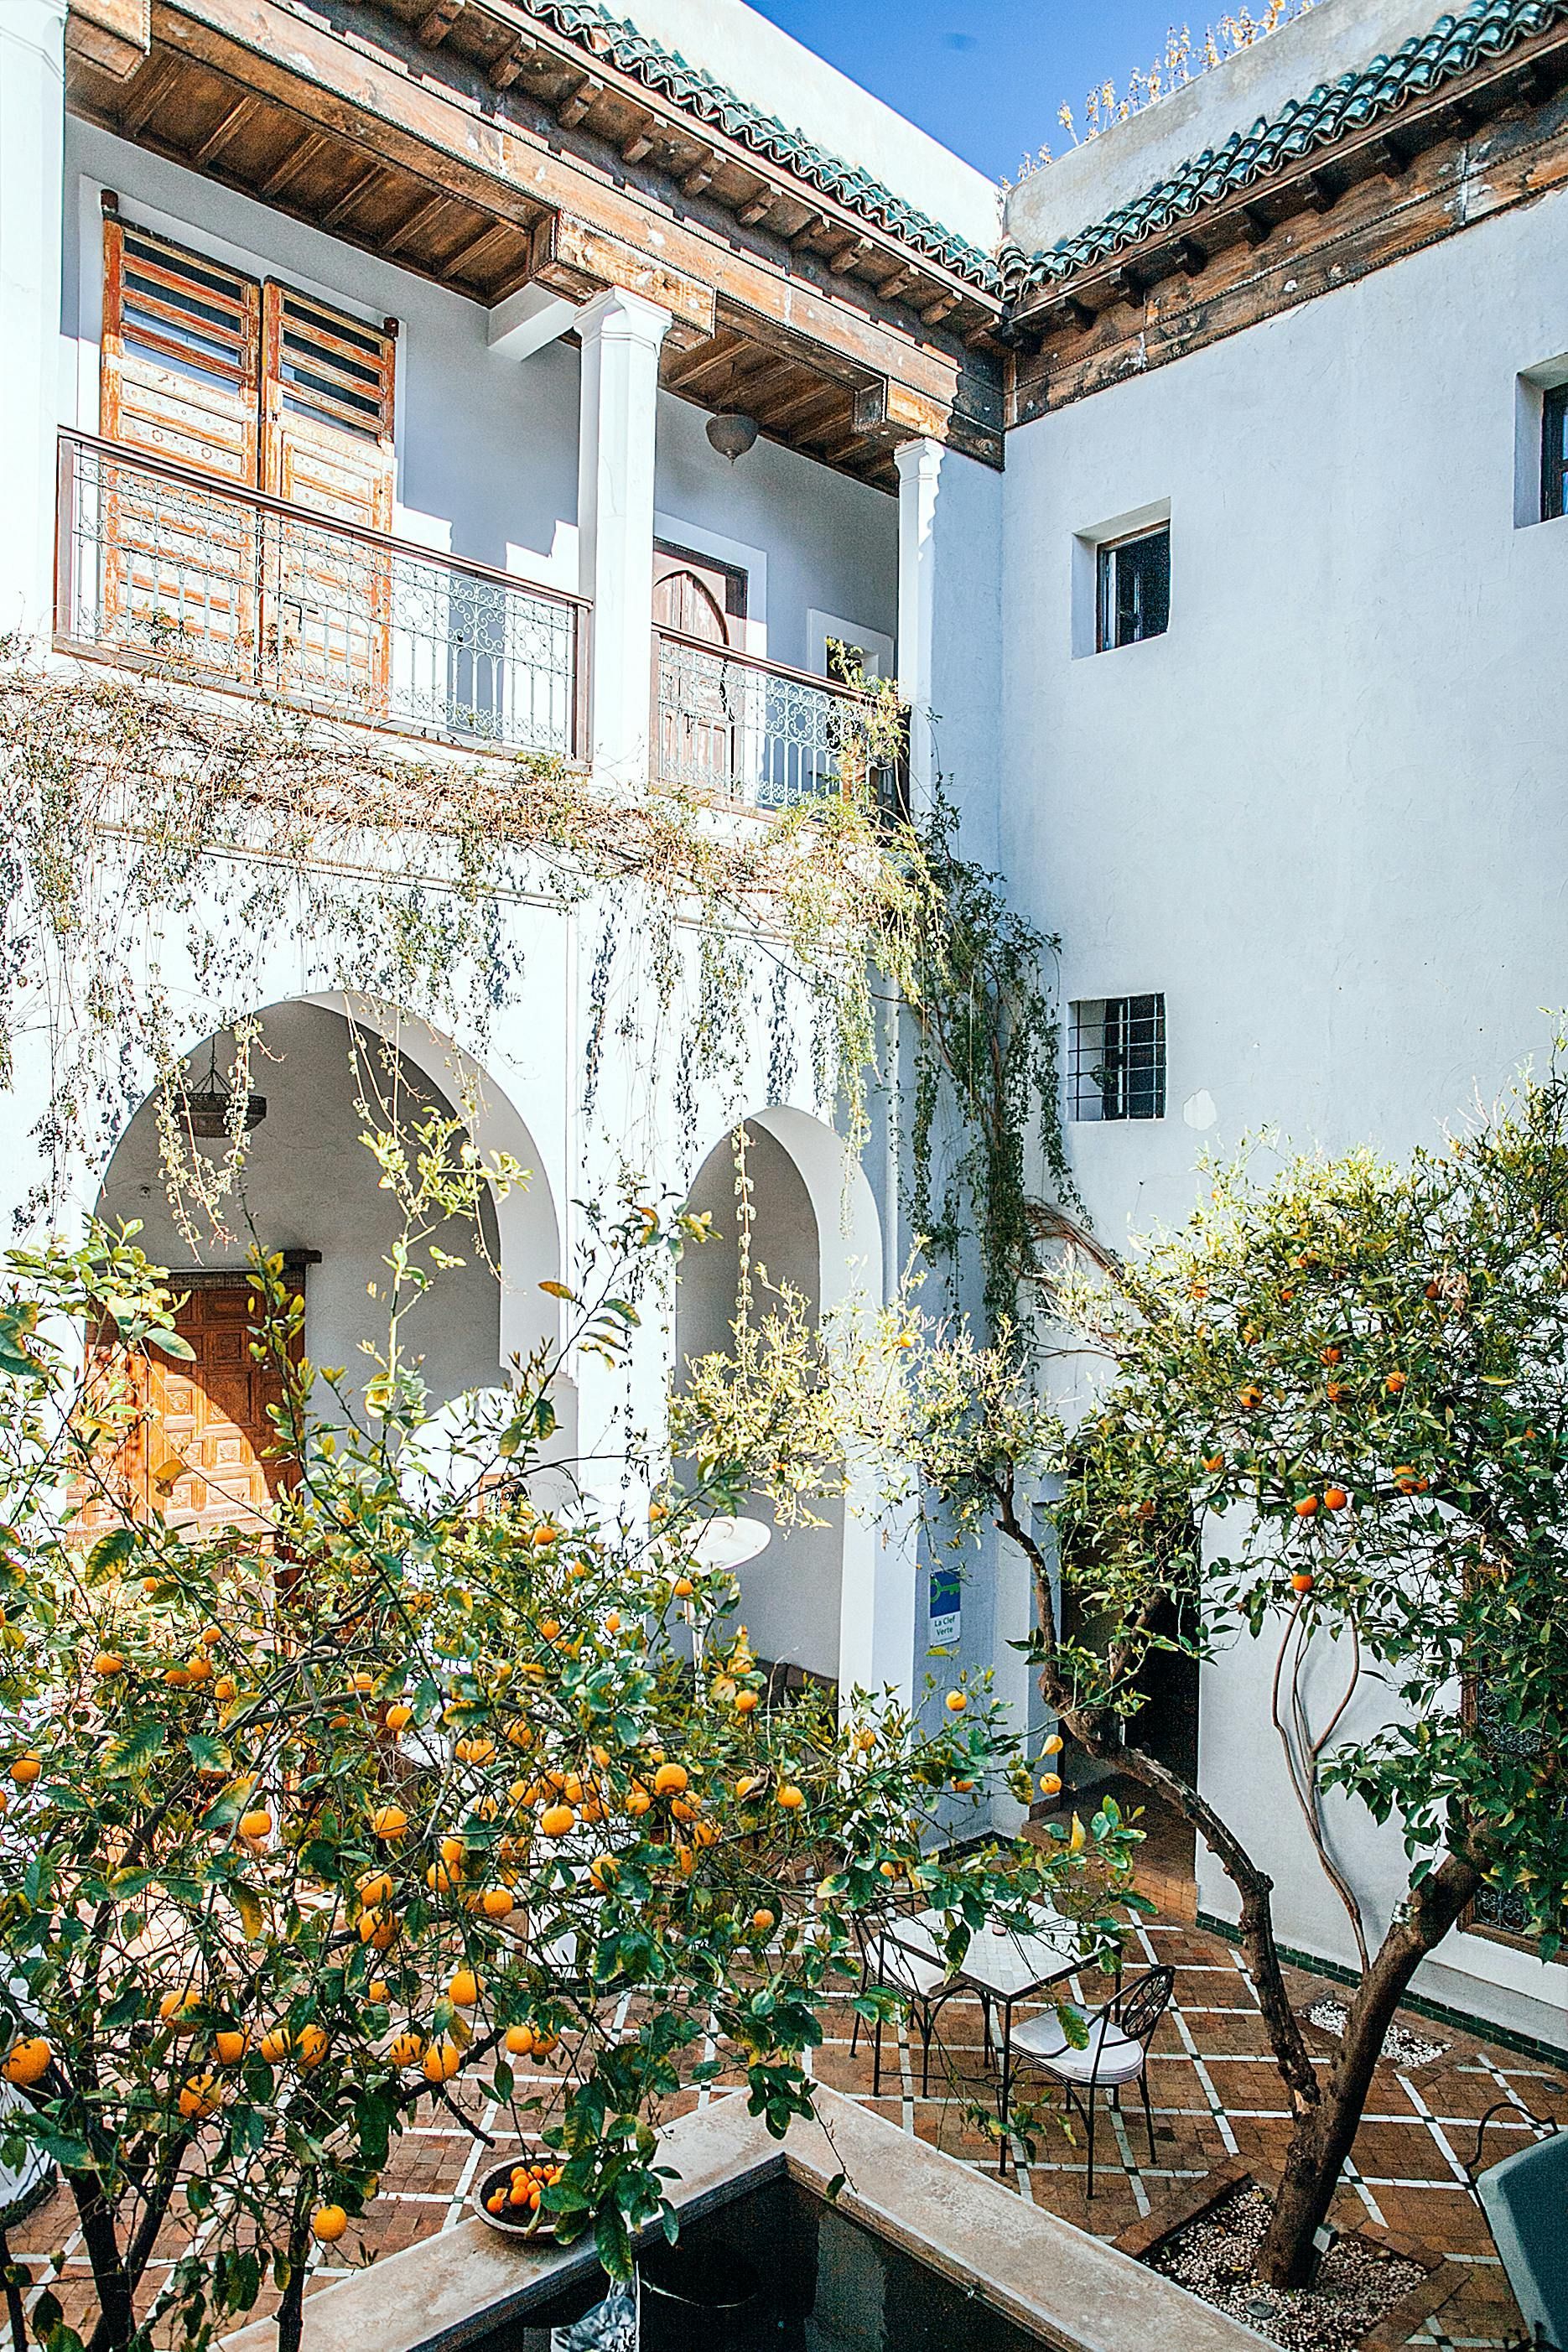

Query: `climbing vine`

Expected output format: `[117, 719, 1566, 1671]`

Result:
[0, 651, 1076, 1330]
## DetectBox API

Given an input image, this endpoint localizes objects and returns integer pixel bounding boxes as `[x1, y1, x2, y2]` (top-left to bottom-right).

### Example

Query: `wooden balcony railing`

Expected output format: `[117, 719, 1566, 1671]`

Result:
[652, 626, 906, 816]
[55, 430, 589, 762]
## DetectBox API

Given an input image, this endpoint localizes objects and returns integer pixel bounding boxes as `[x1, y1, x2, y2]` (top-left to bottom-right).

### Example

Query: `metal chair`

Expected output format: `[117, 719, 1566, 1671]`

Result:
[1464, 2102, 1565, 2352]
[1005, 1964, 1174, 2196]
[849, 1913, 974, 2098]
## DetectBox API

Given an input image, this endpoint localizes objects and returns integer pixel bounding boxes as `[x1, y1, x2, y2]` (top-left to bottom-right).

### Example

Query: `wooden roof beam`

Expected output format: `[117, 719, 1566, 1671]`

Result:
[416, 0, 465, 47]
[557, 74, 601, 128]
[318, 158, 387, 230]
[828, 235, 873, 276]
[620, 125, 655, 164]
[735, 188, 772, 226]
[258, 127, 330, 197]
[662, 331, 748, 394]
[193, 86, 260, 162]
[761, 378, 849, 433]
[382, 187, 451, 256]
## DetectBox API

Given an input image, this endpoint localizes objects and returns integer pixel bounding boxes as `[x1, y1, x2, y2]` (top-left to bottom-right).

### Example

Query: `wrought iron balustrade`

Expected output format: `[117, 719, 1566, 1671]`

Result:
[652, 627, 904, 814]
[56, 431, 587, 761]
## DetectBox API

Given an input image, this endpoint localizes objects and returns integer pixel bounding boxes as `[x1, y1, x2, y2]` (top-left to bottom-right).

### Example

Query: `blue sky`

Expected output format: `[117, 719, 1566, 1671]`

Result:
[748, 0, 1223, 181]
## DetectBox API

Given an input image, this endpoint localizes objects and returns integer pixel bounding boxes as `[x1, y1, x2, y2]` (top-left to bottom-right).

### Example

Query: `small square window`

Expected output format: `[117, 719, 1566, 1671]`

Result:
[1543, 384, 1568, 522]
[1070, 995, 1166, 1122]
[1097, 525, 1170, 651]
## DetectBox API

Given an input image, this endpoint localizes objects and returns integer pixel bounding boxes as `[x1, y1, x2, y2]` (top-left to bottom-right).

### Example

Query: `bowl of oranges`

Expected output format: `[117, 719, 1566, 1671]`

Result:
[474, 2154, 563, 2237]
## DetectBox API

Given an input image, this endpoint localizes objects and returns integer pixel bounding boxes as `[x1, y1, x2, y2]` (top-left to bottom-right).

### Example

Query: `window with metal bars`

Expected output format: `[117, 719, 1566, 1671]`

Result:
[1543, 384, 1568, 522]
[1070, 995, 1166, 1122]
[1096, 524, 1170, 651]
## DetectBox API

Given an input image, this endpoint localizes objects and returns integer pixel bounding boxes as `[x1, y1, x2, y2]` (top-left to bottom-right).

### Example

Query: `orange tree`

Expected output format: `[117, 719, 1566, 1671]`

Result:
[0, 1132, 1134, 2352]
[702, 1066, 1568, 2289]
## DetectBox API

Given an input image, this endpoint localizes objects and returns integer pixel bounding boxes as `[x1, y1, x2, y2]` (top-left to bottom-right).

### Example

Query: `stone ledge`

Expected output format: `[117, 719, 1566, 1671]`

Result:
[225, 2087, 1272, 2352]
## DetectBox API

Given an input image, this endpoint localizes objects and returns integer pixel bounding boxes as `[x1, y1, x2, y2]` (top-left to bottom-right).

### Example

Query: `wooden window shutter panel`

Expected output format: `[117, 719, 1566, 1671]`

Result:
[100, 215, 261, 484]
[260, 282, 395, 529]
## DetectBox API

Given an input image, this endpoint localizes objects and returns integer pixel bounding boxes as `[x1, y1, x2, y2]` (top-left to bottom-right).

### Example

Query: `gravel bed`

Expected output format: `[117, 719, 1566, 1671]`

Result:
[1304, 1997, 1449, 2071]
[1146, 2182, 1427, 2352]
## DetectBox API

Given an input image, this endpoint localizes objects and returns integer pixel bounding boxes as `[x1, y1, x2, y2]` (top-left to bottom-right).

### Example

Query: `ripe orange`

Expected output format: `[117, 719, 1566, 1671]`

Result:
[1042, 1733, 1065, 1757]
[538, 1619, 561, 1643]
[179, 2074, 220, 2121]
[10, 1757, 41, 1787]
[422, 2038, 463, 2084]
[426, 1862, 458, 1893]
[626, 1786, 652, 1816]
[1324, 1488, 1348, 1511]
[776, 1784, 805, 1810]
[588, 1854, 618, 1890]
[448, 1969, 480, 2008]
[539, 1803, 575, 1839]
[367, 1979, 390, 2004]
[1385, 1371, 1407, 1394]
[1038, 1772, 1063, 1797]
[505, 2023, 535, 2057]
[945, 1691, 967, 1713]
[1291, 1573, 1315, 1595]
[359, 1911, 397, 1951]
[1293, 1495, 1319, 1518]
[352, 1672, 375, 1696]
[652, 1763, 688, 1796]
[184, 1656, 213, 1684]
[294, 2024, 328, 2070]
[671, 1577, 694, 1599]
[1238, 1386, 1263, 1410]
[385, 1703, 413, 1733]
[734, 1689, 758, 1715]
[214, 2029, 248, 2065]
[387, 2030, 424, 2068]
[481, 1887, 514, 1920]
[258, 2027, 293, 2064]
[370, 1804, 408, 1841]
[214, 1678, 238, 1703]
[92, 1651, 125, 1678]
[439, 1835, 468, 1870]
[312, 2205, 348, 2244]
[239, 1808, 273, 1842]
[358, 1871, 395, 1907]
[158, 1990, 201, 2032]
[751, 1908, 776, 1938]
[200, 1625, 222, 1648]
[2, 2038, 50, 2087]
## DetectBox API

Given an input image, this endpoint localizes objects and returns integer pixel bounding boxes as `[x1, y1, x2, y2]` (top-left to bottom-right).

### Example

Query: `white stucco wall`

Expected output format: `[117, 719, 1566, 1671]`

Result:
[1004, 0, 1441, 260]
[614, 0, 999, 254]
[990, 174, 1568, 2043]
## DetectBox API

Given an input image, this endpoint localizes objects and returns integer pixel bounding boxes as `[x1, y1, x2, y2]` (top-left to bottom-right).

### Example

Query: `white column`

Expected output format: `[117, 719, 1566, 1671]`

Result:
[575, 286, 670, 787]
[896, 437, 945, 813]
[0, 0, 67, 644]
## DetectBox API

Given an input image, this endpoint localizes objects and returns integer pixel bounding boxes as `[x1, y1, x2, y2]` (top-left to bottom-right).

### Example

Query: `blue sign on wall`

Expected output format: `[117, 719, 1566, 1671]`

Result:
[928, 1562, 960, 1650]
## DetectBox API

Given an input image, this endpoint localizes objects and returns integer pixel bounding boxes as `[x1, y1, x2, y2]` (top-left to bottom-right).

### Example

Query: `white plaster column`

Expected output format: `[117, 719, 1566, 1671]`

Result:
[896, 436, 945, 813]
[0, 0, 66, 644]
[575, 286, 671, 787]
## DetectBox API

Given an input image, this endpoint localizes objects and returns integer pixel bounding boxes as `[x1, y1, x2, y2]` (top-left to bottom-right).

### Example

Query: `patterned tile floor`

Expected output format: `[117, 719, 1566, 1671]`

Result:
[8, 1908, 1565, 2346]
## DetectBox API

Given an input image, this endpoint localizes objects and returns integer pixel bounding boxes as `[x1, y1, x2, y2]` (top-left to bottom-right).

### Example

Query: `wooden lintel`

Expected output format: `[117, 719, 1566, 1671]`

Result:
[828, 237, 872, 277]
[143, 0, 1001, 463]
[788, 211, 828, 246]
[415, 0, 465, 48]
[194, 86, 260, 161]
[67, 0, 152, 81]
[878, 265, 920, 304]
[258, 126, 328, 196]
[530, 208, 715, 336]
[1108, 264, 1143, 307]
[557, 75, 601, 128]
[1060, 292, 1096, 331]
[1372, 132, 1410, 179]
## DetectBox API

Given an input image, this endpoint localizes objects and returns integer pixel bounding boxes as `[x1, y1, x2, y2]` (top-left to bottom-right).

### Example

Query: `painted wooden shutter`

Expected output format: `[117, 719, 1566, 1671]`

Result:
[261, 284, 396, 717]
[98, 217, 262, 667]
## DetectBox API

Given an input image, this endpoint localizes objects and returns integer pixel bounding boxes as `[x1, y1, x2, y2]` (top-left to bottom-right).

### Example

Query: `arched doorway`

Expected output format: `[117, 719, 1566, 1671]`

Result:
[674, 1109, 896, 1700]
[88, 998, 557, 1536]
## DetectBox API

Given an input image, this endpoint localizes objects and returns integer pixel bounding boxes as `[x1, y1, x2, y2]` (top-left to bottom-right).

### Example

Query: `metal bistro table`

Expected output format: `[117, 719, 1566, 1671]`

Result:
[886, 1903, 1102, 2173]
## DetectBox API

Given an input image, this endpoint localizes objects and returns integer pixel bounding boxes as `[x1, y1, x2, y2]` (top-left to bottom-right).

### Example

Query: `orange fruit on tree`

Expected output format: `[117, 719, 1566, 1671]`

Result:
[214, 1678, 238, 1703]
[2, 2038, 50, 2088]
[159, 1990, 201, 2031]
[200, 1625, 222, 1648]
[370, 1804, 408, 1841]
[1385, 1371, 1407, 1394]
[504, 2024, 535, 2057]
[359, 1910, 397, 1950]
[239, 1808, 273, 1841]
[1038, 1773, 1063, 1797]
[539, 1803, 575, 1839]
[179, 2074, 220, 2121]
[945, 1691, 967, 1713]
[481, 1887, 514, 1920]
[652, 1763, 688, 1796]
[295, 2024, 329, 2070]
[626, 1786, 652, 1816]
[1042, 1733, 1065, 1756]
[10, 1757, 40, 1787]
[388, 2030, 424, 2068]
[214, 2029, 248, 2065]
[358, 1870, 395, 1907]
[422, 2038, 463, 2084]
[367, 1979, 390, 2004]
[385, 1703, 413, 1733]
[1291, 1573, 1315, 1595]
[448, 1969, 480, 2008]
[1324, 1488, 1348, 1511]
[776, 1784, 805, 1810]
[258, 2026, 293, 2064]
[426, 1861, 458, 1893]
[1293, 1495, 1319, 1518]
[588, 1854, 618, 1890]
[92, 1651, 125, 1678]
[751, 1908, 776, 1938]
[671, 1577, 694, 1599]
[439, 1835, 468, 1870]
[312, 2205, 348, 2244]
[185, 1656, 213, 1684]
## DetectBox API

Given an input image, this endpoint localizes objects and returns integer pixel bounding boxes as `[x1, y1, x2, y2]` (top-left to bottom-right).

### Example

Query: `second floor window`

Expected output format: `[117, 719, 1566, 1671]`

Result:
[1070, 994, 1166, 1122]
[1544, 384, 1568, 522]
[1097, 523, 1170, 651]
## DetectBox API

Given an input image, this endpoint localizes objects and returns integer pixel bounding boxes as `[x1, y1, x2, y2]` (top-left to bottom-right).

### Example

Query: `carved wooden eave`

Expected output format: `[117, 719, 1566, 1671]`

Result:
[64, 0, 1006, 489]
[1007, 22, 1568, 423]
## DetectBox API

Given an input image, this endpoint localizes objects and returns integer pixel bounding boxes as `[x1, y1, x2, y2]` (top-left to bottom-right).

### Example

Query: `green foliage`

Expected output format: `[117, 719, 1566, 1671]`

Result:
[0, 1138, 1131, 2349]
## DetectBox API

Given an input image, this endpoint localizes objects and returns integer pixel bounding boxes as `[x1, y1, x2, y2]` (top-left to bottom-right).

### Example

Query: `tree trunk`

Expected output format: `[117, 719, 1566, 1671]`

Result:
[275, 2222, 310, 2352]
[1258, 1853, 1481, 2287]
[0, 2229, 29, 2352]
[70, 2172, 135, 2352]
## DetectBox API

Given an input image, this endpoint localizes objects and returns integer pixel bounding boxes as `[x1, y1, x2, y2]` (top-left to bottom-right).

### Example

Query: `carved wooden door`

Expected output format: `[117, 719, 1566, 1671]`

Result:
[653, 540, 746, 793]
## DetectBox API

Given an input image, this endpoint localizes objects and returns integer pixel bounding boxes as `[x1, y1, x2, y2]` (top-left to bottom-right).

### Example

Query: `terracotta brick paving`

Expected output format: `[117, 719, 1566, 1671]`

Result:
[6, 1909, 1562, 2347]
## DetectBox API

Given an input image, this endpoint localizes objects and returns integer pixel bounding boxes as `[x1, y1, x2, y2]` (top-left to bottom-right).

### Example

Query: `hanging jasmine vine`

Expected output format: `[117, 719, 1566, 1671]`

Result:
[0, 651, 1079, 1331]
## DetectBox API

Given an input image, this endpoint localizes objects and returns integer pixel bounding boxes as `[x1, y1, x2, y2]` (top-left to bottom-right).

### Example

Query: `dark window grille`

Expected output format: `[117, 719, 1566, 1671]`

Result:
[1097, 525, 1171, 650]
[1070, 995, 1166, 1122]
[1543, 384, 1568, 522]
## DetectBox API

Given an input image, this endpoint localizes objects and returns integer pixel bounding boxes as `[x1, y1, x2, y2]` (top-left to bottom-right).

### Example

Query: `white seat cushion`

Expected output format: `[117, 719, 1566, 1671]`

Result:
[879, 1939, 951, 2000]
[1012, 2009, 1146, 2087]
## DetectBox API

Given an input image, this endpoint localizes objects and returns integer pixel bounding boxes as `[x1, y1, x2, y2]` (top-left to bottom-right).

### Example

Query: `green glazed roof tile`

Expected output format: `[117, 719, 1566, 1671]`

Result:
[1005, 0, 1568, 288]
[524, 0, 1008, 293]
